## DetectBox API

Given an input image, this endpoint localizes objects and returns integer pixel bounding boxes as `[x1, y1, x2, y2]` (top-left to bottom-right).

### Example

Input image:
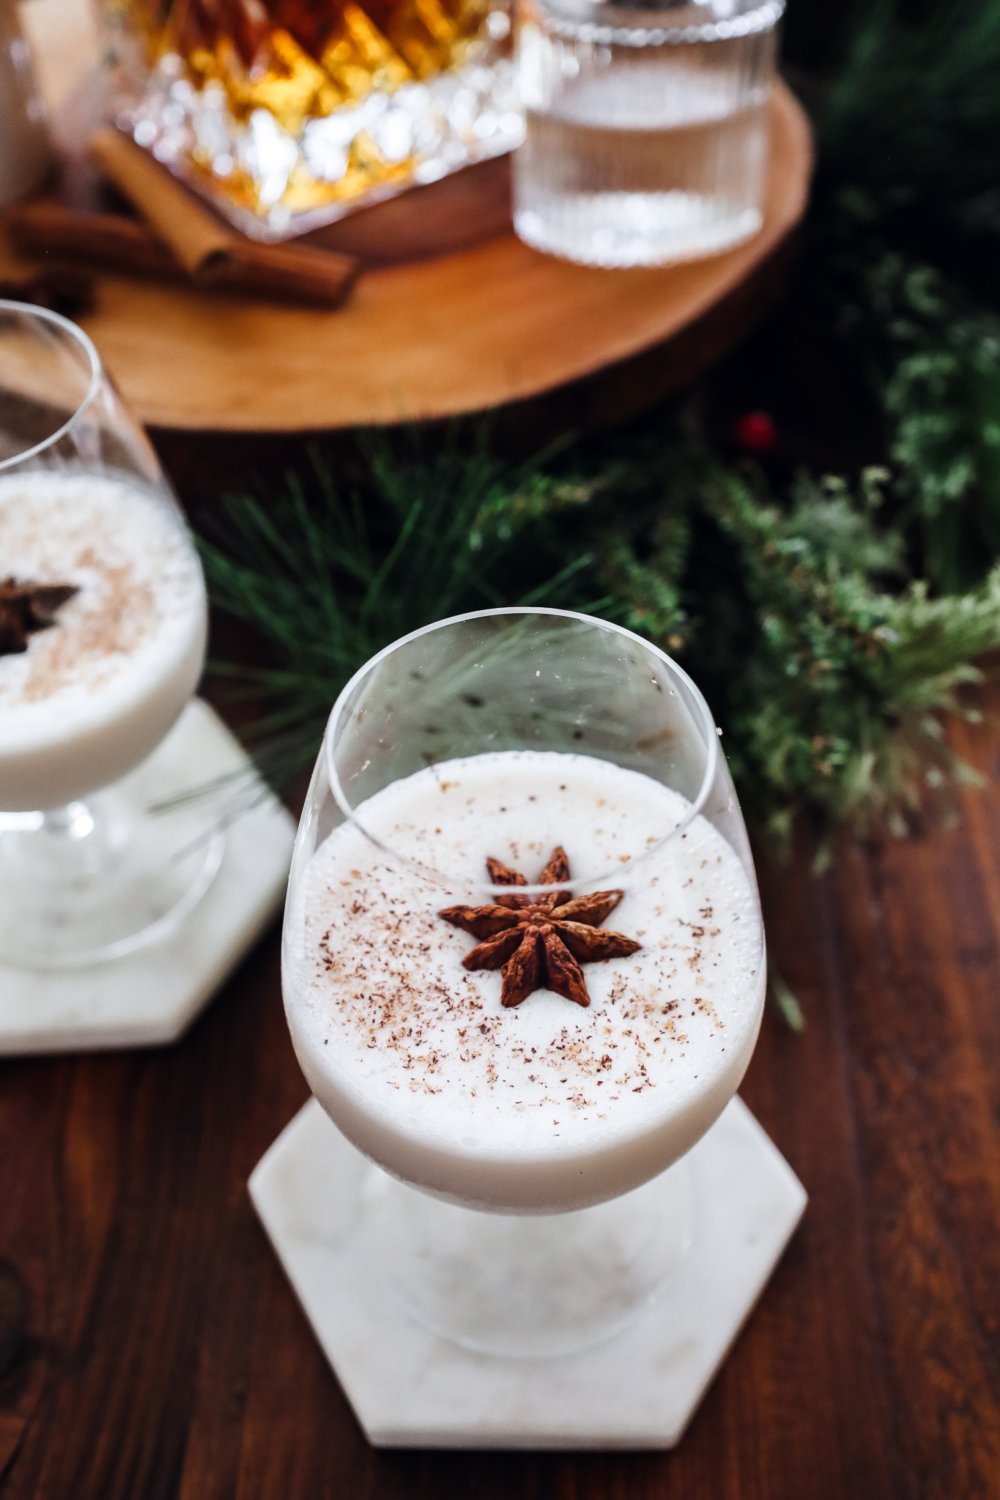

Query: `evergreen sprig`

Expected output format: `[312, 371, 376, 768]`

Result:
[528, 443, 1000, 851]
[200, 435, 1000, 851]
[197, 438, 600, 789]
[198, 1, 1000, 855]
[815, 0, 1000, 221]
[811, 204, 1000, 591]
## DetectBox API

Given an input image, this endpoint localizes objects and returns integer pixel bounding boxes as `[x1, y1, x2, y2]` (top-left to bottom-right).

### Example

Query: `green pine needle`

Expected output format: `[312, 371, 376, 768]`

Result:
[195, 4, 1000, 860]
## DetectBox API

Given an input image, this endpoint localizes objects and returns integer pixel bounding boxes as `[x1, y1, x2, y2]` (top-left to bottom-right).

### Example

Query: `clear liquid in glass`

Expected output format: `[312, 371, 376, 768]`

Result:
[513, 1, 782, 268]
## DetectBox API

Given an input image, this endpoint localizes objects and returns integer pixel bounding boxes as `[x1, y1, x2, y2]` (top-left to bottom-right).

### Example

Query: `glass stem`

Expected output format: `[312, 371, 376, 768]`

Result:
[43, 801, 96, 841]
[359, 1154, 695, 1359]
[11, 799, 120, 884]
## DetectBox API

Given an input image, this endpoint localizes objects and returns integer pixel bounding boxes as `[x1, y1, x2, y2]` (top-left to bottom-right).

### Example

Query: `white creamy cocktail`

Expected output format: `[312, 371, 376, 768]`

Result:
[0, 470, 207, 811]
[265, 611, 801, 1390]
[277, 608, 773, 1361]
[285, 749, 764, 1213]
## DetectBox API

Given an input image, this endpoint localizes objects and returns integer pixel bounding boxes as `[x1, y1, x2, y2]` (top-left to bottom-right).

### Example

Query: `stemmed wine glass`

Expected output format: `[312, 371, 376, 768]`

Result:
[0, 300, 222, 968]
[280, 608, 766, 1358]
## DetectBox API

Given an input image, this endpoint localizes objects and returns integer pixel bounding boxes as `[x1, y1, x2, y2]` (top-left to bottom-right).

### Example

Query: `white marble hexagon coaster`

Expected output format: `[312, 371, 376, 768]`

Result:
[0, 699, 295, 1053]
[249, 1096, 807, 1450]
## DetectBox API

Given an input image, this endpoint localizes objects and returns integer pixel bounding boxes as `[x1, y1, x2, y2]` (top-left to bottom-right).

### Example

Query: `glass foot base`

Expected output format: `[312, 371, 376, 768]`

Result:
[0, 786, 225, 969]
[0, 700, 296, 1054]
[249, 1096, 807, 1449]
[360, 1154, 694, 1359]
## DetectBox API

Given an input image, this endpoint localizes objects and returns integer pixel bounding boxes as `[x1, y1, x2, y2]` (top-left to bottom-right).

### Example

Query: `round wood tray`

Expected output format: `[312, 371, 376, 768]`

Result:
[6, 83, 811, 436]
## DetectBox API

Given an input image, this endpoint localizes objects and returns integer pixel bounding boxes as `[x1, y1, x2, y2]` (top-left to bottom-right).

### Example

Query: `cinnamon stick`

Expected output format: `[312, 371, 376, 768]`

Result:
[89, 127, 234, 282]
[7, 201, 189, 278]
[85, 127, 360, 305]
[5, 200, 360, 308]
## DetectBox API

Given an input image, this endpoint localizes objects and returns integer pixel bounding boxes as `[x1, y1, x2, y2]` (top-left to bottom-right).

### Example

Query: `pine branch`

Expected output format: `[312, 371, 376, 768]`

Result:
[817, 0, 1000, 215]
[197, 440, 602, 788]
[194, 5, 1000, 856]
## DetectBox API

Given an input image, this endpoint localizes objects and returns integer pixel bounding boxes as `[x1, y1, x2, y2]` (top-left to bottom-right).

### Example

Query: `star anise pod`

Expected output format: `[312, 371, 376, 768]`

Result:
[0, 576, 79, 658]
[439, 846, 641, 1009]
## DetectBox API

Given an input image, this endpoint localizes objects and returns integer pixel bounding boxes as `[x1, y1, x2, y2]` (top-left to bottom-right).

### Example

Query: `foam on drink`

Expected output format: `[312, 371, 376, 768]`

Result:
[0, 469, 206, 810]
[284, 750, 765, 1212]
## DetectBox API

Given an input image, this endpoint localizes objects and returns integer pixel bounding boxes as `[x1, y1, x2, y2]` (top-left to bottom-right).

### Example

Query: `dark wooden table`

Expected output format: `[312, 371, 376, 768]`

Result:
[2, 678, 998, 1500]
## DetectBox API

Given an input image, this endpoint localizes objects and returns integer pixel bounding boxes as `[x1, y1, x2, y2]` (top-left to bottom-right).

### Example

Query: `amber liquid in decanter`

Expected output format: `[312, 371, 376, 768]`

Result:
[132, 0, 494, 124]
[107, 0, 518, 233]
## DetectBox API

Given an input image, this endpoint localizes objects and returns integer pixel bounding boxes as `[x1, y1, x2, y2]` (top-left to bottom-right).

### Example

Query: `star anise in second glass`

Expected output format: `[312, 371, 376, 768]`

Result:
[439, 845, 641, 1009]
[0, 576, 79, 657]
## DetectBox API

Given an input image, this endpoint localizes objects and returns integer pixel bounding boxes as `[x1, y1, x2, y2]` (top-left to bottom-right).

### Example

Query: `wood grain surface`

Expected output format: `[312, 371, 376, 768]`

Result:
[1, 672, 997, 1499]
[0, 83, 811, 434]
[3, 0, 812, 435]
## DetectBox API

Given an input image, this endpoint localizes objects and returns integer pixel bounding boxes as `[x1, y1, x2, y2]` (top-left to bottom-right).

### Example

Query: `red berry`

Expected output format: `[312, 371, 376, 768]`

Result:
[735, 411, 778, 454]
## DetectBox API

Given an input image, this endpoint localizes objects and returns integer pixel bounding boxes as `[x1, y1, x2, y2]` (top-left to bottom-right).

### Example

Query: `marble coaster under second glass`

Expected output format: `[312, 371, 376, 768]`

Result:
[0, 699, 295, 1054]
[250, 1097, 806, 1449]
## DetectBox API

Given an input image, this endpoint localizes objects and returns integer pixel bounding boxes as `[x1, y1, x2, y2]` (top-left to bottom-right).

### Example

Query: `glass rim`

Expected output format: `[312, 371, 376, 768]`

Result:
[323, 606, 723, 897]
[531, 0, 784, 47]
[0, 298, 103, 474]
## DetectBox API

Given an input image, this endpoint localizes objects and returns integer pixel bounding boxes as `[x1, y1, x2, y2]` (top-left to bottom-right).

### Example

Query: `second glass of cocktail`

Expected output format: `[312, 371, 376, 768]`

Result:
[0, 300, 221, 969]
[281, 608, 767, 1361]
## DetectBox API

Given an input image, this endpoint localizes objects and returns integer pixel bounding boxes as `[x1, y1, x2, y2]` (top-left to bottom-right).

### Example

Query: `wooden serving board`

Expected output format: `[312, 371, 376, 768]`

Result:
[4, 0, 812, 437]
